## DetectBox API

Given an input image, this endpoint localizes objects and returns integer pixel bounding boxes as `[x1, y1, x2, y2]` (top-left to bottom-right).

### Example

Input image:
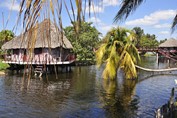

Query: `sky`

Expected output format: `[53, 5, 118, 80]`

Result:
[0, 0, 177, 41]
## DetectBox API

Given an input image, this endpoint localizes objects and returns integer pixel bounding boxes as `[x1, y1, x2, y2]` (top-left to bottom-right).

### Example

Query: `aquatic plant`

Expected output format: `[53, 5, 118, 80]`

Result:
[96, 27, 140, 79]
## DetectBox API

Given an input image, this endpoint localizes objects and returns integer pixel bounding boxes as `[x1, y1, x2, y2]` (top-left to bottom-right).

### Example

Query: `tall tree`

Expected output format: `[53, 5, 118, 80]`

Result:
[159, 38, 167, 44]
[0, 30, 14, 47]
[96, 27, 140, 80]
[132, 27, 144, 48]
[64, 22, 100, 61]
[140, 35, 159, 48]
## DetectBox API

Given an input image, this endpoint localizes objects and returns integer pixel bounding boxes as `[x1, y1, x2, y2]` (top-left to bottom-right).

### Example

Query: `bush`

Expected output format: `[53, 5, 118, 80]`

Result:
[0, 61, 9, 70]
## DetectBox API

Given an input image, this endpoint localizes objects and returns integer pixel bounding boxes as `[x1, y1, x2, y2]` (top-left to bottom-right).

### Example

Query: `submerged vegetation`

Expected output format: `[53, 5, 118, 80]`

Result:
[96, 27, 140, 80]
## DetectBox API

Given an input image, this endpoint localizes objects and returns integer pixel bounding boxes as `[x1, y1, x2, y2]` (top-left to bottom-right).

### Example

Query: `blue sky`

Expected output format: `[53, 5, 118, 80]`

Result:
[0, 0, 177, 41]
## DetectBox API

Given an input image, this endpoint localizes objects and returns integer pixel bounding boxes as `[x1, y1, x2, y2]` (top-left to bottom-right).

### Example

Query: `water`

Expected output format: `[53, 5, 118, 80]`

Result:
[0, 56, 177, 118]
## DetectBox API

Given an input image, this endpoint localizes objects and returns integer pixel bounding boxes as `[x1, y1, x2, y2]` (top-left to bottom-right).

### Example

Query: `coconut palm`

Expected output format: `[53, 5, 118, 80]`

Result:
[113, 0, 177, 32]
[96, 27, 140, 80]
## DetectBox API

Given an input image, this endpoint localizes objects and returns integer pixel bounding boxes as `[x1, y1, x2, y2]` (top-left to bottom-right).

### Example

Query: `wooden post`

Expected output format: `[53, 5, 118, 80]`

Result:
[167, 59, 170, 68]
[69, 66, 71, 72]
[66, 66, 68, 72]
[156, 52, 159, 64]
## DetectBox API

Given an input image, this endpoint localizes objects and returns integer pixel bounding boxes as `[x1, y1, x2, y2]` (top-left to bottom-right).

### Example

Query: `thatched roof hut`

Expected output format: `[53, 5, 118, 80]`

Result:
[159, 38, 177, 48]
[1, 19, 73, 50]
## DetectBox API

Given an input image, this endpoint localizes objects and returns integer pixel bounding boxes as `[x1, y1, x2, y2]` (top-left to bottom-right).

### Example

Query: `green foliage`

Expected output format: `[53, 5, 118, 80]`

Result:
[132, 27, 159, 48]
[0, 60, 9, 70]
[140, 35, 159, 48]
[96, 27, 140, 80]
[0, 30, 14, 49]
[64, 22, 101, 61]
[159, 38, 167, 44]
[0, 30, 14, 42]
[132, 27, 144, 48]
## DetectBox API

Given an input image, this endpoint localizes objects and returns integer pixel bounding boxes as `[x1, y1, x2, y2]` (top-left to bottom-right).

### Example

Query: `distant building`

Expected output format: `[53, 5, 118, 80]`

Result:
[159, 38, 177, 53]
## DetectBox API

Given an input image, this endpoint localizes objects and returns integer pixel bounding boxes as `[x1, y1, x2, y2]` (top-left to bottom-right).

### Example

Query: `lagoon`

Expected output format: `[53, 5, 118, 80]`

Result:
[0, 56, 177, 118]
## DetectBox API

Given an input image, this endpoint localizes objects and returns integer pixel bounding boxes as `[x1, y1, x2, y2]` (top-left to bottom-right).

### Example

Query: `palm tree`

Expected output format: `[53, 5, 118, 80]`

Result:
[96, 27, 140, 80]
[113, 0, 177, 32]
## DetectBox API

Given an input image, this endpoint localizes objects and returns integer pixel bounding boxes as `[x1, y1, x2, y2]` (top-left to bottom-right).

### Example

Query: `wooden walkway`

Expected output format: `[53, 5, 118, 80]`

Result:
[138, 48, 158, 52]
[2, 60, 75, 65]
[135, 65, 177, 72]
[138, 47, 177, 62]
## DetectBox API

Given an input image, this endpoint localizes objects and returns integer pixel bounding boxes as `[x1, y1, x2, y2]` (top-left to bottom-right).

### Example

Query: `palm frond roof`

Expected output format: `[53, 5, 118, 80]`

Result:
[2, 19, 73, 50]
[159, 38, 177, 47]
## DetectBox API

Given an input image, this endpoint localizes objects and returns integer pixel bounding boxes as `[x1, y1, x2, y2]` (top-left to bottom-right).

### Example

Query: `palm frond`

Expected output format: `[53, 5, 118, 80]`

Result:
[113, 0, 144, 23]
[102, 41, 121, 80]
[172, 14, 177, 33]
[102, 58, 117, 80]
[95, 43, 108, 68]
[124, 44, 140, 64]
[97, 27, 140, 80]
[120, 51, 137, 79]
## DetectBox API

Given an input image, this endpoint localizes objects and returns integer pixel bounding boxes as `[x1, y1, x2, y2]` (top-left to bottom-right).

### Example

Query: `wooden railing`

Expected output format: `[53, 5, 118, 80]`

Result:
[138, 47, 158, 52]
[3, 54, 76, 64]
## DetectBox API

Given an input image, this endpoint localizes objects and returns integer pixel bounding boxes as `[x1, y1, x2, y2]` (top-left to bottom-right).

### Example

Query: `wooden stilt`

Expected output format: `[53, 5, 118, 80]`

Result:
[66, 66, 68, 72]
[167, 59, 170, 68]
[69, 66, 71, 72]
[156, 53, 159, 63]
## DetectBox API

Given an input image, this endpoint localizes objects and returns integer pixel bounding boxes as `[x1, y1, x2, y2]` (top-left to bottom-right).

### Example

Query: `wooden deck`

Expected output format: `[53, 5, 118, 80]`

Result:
[2, 60, 75, 65]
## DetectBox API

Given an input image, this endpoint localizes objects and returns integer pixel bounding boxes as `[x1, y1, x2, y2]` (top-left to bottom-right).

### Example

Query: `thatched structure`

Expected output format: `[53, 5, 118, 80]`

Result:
[158, 38, 177, 61]
[159, 38, 177, 48]
[2, 19, 73, 50]
[1, 19, 75, 65]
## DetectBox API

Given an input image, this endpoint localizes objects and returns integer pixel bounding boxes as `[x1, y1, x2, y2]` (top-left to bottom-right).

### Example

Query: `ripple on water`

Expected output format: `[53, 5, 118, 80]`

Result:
[1, 63, 177, 118]
[135, 74, 177, 117]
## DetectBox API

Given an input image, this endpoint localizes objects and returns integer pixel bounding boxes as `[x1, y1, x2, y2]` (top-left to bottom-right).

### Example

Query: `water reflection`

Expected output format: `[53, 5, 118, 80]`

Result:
[1, 57, 177, 117]
[1, 73, 75, 118]
[101, 77, 139, 118]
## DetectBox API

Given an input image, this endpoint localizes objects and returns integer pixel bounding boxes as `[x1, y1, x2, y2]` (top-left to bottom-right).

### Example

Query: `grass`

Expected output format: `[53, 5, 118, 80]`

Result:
[0, 60, 9, 71]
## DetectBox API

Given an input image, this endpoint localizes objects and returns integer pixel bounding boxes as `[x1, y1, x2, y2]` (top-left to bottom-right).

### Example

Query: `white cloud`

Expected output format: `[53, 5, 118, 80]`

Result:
[0, 0, 20, 11]
[102, 0, 119, 7]
[88, 17, 102, 23]
[88, 17, 117, 35]
[100, 24, 117, 33]
[159, 31, 170, 35]
[85, 0, 119, 13]
[85, 5, 104, 13]
[125, 10, 176, 26]
[154, 23, 171, 28]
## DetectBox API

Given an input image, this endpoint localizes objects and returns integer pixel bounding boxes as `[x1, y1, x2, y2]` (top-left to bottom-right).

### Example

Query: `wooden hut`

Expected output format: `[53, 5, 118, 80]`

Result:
[1, 19, 75, 73]
[159, 38, 177, 53]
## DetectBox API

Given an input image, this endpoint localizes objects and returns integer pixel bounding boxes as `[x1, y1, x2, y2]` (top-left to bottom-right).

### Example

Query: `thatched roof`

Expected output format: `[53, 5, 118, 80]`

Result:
[2, 19, 73, 50]
[159, 38, 177, 48]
